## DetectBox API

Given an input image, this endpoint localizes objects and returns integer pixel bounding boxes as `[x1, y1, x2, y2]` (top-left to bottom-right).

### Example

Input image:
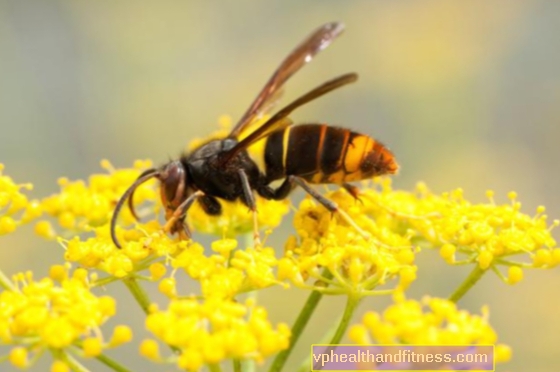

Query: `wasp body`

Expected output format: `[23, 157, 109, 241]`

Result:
[263, 124, 397, 185]
[111, 22, 398, 248]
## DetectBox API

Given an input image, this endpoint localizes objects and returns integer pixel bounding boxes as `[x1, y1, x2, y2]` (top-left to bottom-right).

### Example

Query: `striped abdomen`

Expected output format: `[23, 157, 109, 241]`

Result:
[263, 124, 398, 184]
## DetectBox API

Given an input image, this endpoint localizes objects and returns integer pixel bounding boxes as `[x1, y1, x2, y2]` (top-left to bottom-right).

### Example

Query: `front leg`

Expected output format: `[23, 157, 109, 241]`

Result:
[163, 190, 204, 237]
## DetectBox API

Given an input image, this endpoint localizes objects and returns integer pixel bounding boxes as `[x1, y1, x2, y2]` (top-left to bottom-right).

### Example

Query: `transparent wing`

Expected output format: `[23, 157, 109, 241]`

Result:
[229, 22, 345, 137]
[219, 73, 358, 165]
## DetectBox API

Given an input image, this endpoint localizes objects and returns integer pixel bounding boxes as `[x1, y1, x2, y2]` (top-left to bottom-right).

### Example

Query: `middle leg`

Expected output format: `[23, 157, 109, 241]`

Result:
[238, 169, 261, 247]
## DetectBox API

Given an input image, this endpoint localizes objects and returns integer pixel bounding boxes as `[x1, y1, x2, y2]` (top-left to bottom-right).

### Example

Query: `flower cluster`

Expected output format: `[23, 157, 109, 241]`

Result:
[172, 239, 281, 299]
[1, 145, 558, 371]
[355, 180, 559, 283]
[278, 191, 417, 295]
[39, 159, 156, 237]
[60, 223, 187, 278]
[142, 298, 290, 370]
[349, 297, 511, 362]
[0, 265, 130, 370]
[188, 197, 289, 237]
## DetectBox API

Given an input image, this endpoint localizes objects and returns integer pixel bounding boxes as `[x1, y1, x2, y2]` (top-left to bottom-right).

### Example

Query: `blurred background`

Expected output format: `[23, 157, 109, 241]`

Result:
[1, 0, 559, 371]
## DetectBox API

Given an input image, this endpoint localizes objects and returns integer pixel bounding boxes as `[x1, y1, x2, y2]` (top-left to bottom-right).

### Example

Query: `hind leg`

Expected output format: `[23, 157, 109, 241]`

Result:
[259, 176, 370, 240]
[342, 183, 364, 204]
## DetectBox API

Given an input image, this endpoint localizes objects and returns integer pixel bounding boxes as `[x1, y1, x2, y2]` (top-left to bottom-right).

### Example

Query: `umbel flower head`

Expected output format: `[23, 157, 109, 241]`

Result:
[142, 297, 290, 370]
[0, 265, 131, 370]
[278, 189, 417, 296]
[342, 180, 559, 284]
[28, 156, 559, 300]
[349, 297, 512, 363]
[172, 239, 281, 299]
[39, 159, 156, 235]
[34, 156, 288, 279]
[1, 115, 558, 371]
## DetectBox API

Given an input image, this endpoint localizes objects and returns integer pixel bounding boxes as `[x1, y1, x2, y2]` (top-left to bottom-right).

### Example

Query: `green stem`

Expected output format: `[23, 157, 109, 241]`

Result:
[122, 276, 151, 314]
[233, 359, 242, 372]
[329, 294, 361, 344]
[95, 353, 132, 372]
[296, 313, 342, 372]
[448, 265, 487, 303]
[233, 357, 254, 372]
[60, 351, 89, 372]
[122, 276, 180, 354]
[299, 295, 361, 372]
[491, 265, 508, 283]
[91, 275, 119, 288]
[268, 269, 333, 372]
[0, 270, 15, 291]
[208, 363, 223, 372]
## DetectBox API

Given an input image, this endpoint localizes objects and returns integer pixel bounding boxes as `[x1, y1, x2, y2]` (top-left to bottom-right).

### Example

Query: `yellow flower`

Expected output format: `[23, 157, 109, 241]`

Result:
[59, 221, 188, 278]
[2, 146, 556, 371]
[187, 196, 289, 238]
[0, 266, 131, 369]
[144, 297, 290, 369]
[281, 185, 417, 295]
[0, 164, 41, 235]
[359, 181, 559, 284]
[50, 360, 70, 372]
[171, 239, 281, 299]
[39, 159, 156, 234]
[349, 297, 510, 363]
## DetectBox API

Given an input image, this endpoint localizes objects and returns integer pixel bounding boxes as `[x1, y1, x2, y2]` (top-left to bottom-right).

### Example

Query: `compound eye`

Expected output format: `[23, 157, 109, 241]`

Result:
[160, 161, 186, 208]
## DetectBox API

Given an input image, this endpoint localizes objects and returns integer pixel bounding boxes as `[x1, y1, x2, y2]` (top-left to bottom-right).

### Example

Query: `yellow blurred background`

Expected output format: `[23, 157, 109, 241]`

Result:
[1, 1, 559, 371]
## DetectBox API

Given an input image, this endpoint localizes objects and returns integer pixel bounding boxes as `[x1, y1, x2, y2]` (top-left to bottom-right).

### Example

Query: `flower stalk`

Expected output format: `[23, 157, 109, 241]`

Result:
[449, 265, 487, 303]
[122, 276, 152, 315]
[268, 269, 333, 372]
[95, 353, 132, 372]
[329, 293, 362, 344]
[0, 270, 14, 291]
